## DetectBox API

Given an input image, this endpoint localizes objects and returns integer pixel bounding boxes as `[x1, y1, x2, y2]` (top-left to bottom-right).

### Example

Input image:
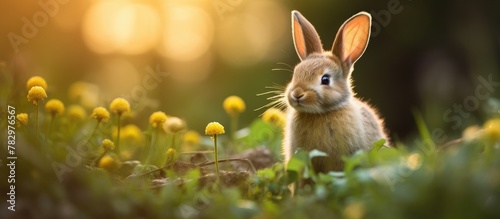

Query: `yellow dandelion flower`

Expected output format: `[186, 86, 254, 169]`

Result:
[16, 113, 28, 127]
[262, 108, 286, 128]
[120, 150, 133, 160]
[27, 86, 47, 105]
[101, 139, 115, 151]
[26, 76, 47, 90]
[98, 155, 121, 171]
[484, 118, 500, 141]
[45, 99, 65, 116]
[165, 148, 178, 166]
[205, 122, 224, 173]
[121, 111, 136, 121]
[183, 130, 201, 151]
[91, 106, 110, 123]
[406, 153, 422, 170]
[462, 125, 482, 141]
[343, 202, 365, 219]
[68, 81, 100, 109]
[149, 111, 167, 128]
[67, 105, 86, 121]
[68, 81, 89, 100]
[109, 98, 130, 116]
[164, 117, 186, 133]
[110, 99, 129, 154]
[205, 122, 225, 135]
[183, 130, 201, 145]
[121, 124, 144, 145]
[223, 95, 246, 117]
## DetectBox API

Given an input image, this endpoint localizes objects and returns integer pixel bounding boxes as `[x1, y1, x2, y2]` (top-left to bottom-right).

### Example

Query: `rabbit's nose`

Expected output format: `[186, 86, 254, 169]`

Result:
[292, 90, 304, 100]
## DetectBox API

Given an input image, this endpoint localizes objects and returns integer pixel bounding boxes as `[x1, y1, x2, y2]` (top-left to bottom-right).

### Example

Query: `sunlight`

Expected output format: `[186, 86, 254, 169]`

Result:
[216, 0, 286, 67]
[82, 0, 160, 55]
[159, 4, 214, 62]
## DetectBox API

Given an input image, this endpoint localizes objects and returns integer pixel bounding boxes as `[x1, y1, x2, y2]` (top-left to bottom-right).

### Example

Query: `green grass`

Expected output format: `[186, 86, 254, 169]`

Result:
[2, 74, 500, 218]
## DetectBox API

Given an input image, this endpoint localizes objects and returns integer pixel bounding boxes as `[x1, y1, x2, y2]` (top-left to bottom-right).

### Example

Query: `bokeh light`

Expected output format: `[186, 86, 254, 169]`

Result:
[68, 81, 100, 109]
[159, 3, 214, 62]
[3, 0, 495, 143]
[95, 58, 140, 98]
[82, 0, 160, 55]
[216, 0, 287, 67]
[165, 52, 213, 84]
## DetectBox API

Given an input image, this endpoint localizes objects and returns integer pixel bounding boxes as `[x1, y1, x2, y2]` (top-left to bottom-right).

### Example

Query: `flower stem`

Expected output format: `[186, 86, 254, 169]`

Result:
[48, 115, 54, 137]
[116, 115, 122, 154]
[35, 103, 39, 138]
[171, 134, 177, 151]
[231, 116, 238, 141]
[147, 128, 159, 165]
[230, 116, 238, 155]
[86, 122, 100, 148]
[213, 135, 220, 173]
[92, 148, 110, 167]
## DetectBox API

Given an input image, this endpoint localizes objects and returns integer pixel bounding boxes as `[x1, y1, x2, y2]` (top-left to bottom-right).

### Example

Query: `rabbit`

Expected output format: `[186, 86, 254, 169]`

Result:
[283, 10, 388, 173]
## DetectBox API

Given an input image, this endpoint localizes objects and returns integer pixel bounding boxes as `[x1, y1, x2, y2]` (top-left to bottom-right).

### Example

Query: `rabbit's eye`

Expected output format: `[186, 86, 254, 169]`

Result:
[321, 75, 330, 85]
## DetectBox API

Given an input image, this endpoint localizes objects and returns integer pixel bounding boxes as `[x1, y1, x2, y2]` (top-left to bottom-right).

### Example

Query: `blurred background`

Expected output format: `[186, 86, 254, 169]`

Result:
[1, 0, 500, 144]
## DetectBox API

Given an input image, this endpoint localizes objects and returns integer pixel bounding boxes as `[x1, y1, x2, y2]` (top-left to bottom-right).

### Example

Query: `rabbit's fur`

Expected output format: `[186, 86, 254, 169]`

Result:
[283, 11, 388, 173]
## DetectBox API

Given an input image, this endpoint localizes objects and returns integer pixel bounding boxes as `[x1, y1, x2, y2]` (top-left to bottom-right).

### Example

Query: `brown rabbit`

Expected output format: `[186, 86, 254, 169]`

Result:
[283, 10, 388, 173]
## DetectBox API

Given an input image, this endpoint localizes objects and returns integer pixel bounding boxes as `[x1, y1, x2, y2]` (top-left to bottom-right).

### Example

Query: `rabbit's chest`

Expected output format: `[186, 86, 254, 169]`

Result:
[291, 109, 364, 154]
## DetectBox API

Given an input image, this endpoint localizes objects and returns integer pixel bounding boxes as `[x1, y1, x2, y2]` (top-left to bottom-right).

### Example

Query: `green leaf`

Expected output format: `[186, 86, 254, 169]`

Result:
[257, 168, 276, 180]
[286, 156, 306, 173]
[412, 110, 436, 152]
[328, 171, 346, 178]
[284, 170, 299, 184]
[343, 151, 366, 174]
[241, 120, 275, 143]
[309, 149, 328, 158]
[372, 139, 387, 151]
[368, 146, 400, 166]
[272, 163, 284, 172]
[240, 119, 283, 156]
[316, 173, 335, 184]
[293, 148, 310, 163]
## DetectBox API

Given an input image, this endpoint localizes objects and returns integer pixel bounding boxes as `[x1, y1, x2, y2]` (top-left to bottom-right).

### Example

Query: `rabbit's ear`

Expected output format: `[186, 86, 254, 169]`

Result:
[331, 12, 371, 68]
[292, 10, 323, 60]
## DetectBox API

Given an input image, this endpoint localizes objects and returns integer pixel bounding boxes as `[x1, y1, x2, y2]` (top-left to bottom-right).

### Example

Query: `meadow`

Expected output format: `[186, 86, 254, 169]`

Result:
[1, 0, 500, 218]
[1, 74, 500, 218]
